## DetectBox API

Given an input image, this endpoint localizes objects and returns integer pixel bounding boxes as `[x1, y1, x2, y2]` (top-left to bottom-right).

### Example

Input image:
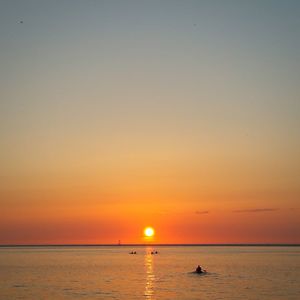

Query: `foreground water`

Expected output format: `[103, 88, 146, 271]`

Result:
[0, 246, 299, 299]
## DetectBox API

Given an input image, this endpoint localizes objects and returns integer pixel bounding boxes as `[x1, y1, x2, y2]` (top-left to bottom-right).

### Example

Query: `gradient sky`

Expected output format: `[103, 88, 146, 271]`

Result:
[0, 0, 299, 244]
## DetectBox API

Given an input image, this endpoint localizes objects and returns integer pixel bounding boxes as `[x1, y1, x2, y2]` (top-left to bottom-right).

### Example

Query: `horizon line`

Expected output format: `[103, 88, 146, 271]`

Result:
[0, 243, 299, 247]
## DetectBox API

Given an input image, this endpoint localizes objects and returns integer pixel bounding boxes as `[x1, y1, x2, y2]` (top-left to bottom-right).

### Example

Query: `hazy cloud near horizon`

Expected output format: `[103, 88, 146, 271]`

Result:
[195, 210, 210, 214]
[233, 208, 279, 213]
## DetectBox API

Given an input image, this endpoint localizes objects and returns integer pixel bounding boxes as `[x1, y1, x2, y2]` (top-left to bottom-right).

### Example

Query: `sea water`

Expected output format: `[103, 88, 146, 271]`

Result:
[0, 246, 299, 299]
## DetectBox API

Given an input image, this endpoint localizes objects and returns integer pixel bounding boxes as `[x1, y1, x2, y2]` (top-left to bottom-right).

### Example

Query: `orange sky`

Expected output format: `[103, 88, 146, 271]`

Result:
[0, 1, 299, 244]
[1, 157, 299, 244]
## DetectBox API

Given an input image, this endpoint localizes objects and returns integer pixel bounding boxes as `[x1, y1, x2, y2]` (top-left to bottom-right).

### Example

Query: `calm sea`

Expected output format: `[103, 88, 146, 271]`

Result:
[0, 246, 299, 299]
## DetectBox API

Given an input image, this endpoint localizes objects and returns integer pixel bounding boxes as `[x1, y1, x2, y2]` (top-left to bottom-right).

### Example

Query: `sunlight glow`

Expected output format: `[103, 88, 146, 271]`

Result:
[144, 227, 155, 237]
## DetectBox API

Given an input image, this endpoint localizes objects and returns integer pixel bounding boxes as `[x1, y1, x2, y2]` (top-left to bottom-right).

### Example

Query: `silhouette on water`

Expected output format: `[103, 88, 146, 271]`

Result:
[195, 265, 207, 274]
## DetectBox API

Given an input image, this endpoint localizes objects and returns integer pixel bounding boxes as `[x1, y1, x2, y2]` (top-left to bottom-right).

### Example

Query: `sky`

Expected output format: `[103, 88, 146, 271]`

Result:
[0, 0, 299, 244]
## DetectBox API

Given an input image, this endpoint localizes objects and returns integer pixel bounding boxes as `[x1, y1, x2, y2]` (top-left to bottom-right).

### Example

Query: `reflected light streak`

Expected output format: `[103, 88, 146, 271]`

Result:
[144, 248, 155, 299]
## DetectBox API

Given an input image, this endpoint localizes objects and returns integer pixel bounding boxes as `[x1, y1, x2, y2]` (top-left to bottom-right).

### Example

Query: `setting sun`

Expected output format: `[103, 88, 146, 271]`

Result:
[144, 227, 155, 237]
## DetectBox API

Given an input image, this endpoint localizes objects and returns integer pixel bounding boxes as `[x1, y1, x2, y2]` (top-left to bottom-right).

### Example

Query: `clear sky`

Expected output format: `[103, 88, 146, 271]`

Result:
[0, 0, 299, 244]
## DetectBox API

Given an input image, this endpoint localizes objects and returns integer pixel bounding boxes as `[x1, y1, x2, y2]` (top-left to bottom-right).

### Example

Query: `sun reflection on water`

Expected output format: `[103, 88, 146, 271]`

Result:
[144, 248, 155, 299]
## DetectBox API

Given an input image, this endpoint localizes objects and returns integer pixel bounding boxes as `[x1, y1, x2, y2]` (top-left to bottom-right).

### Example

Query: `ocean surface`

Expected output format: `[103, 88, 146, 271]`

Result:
[0, 246, 299, 299]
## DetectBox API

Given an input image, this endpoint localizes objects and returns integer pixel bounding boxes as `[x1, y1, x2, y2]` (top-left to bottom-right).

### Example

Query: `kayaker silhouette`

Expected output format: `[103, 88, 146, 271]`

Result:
[196, 265, 202, 273]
